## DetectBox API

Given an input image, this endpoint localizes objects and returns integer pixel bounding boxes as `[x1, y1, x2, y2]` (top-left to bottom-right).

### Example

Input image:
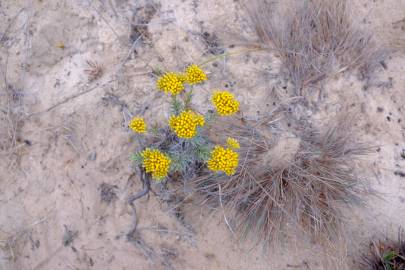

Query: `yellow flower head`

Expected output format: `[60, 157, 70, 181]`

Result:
[141, 148, 171, 181]
[226, 137, 240, 149]
[184, 64, 207, 85]
[207, 146, 239, 175]
[129, 117, 147, 133]
[211, 91, 240, 116]
[169, 110, 205, 139]
[157, 72, 185, 95]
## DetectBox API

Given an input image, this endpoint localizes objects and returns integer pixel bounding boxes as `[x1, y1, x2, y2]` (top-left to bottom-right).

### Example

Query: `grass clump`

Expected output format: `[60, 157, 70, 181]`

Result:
[362, 231, 405, 270]
[245, 0, 385, 94]
[193, 114, 371, 245]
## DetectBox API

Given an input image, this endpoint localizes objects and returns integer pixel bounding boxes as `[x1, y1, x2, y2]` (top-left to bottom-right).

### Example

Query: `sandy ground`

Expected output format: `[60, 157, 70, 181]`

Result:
[0, 0, 405, 269]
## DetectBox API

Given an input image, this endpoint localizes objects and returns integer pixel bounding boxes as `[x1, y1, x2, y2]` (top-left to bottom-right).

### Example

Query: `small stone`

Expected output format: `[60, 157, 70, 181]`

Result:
[88, 152, 97, 161]
[394, 171, 405, 177]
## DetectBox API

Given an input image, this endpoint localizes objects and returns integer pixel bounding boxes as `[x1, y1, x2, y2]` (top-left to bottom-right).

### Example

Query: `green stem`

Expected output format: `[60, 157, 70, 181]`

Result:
[184, 88, 193, 110]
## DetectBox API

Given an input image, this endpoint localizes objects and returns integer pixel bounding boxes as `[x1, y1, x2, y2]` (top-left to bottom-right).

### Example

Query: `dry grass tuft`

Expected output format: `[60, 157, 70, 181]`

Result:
[387, 19, 405, 54]
[193, 114, 371, 245]
[245, 0, 386, 94]
[0, 84, 25, 169]
[362, 231, 405, 270]
[85, 60, 104, 82]
[390, 37, 405, 53]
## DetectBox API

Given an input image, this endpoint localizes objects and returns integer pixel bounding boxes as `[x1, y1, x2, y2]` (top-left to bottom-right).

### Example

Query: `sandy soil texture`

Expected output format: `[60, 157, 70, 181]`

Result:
[1, 0, 405, 269]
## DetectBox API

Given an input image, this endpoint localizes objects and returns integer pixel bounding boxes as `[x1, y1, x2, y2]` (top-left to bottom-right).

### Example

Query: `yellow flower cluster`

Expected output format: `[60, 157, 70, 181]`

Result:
[226, 137, 240, 149]
[169, 110, 205, 139]
[157, 72, 185, 95]
[129, 117, 147, 133]
[141, 148, 171, 180]
[156, 65, 207, 96]
[207, 146, 239, 175]
[184, 64, 207, 85]
[211, 91, 240, 116]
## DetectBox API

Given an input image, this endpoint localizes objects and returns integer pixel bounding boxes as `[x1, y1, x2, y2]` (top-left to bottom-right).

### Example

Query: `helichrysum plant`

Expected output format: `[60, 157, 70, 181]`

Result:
[129, 117, 147, 133]
[169, 110, 205, 139]
[207, 143, 239, 176]
[226, 137, 240, 149]
[141, 148, 171, 181]
[130, 64, 241, 182]
[184, 64, 207, 85]
[211, 91, 240, 116]
[156, 72, 185, 96]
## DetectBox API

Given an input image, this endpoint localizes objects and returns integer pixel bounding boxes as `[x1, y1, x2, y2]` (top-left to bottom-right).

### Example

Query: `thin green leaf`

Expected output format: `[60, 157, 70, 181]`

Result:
[130, 152, 143, 164]
[170, 96, 184, 115]
[184, 90, 193, 109]
[383, 251, 398, 262]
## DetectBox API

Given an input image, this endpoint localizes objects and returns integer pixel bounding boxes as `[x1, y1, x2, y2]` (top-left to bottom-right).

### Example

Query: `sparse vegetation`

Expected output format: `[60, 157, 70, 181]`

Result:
[362, 231, 405, 270]
[85, 60, 104, 82]
[125, 57, 372, 248]
[193, 113, 371, 245]
[0, 84, 25, 170]
[2, 0, 404, 268]
[129, 64, 240, 184]
[245, 0, 386, 94]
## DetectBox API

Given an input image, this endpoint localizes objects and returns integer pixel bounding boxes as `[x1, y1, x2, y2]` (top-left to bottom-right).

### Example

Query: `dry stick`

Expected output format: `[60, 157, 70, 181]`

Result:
[0, 8, 25, 46]
[90, 3, 121, 41]
[2, 53, 16, 152]
[126, 168, 151, 240]
[117, 34, 143, 73]
[138, 226, 194, 238]
[32, 246, 64, 270]
[218, 183, 236, 236]
[106, 0, 119, 18]
[28, 79, 115, 117]
[126, 170, 174, 270]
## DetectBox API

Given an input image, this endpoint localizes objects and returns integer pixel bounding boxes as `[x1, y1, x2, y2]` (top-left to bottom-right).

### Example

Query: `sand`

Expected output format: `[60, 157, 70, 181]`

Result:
[1, 0, 404, 269]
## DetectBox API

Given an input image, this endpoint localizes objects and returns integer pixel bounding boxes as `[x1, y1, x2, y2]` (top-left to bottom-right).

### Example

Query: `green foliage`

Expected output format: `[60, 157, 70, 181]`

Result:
[129, 63, 240, 182]
[169, 152, 188, 172]
[196, 143, 211, 162]
[152, 67, 164, 76]
[382, 250, 401, 270]
[204, 110, 216, 123]
[150, 123, 159, 136]
[166, 137, 210, 178]
[130, 152, 143, 164]
[184, 90, 193, 110]
[189, 133, 211, 161]
[384, 251, 398, 262]
[169, 89, 194, 115]
[170, 96, 184, 116]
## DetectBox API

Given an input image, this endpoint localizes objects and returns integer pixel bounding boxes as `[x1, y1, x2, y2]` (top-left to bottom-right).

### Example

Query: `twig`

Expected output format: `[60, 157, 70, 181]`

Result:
[286, 261, 310, 269]
[126, 167, 151, 240]
[218, 184, 235, 236]
[0, 8, 25, 47]
[28, 79, 115, 117]
[90, 3, 121, 41]
[116, 34, 143, 74]
[106, 0, 119, 18]
[138, 226, 194, 238]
